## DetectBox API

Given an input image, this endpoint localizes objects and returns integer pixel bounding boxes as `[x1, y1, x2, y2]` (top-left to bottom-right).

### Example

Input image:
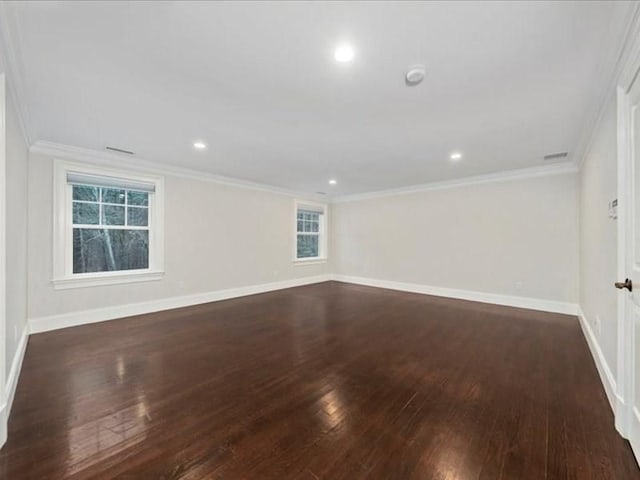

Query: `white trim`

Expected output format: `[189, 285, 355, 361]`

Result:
[52, 160, 165, 288]
[632, 406, 640, 459]
[29, 274, 333, 334]
[332, 163, 578, 203]
[293, 259, 327, 266]
[0, 406, 5, 451]
[331, 274, 578, 315]
[32, 142, 582, 206]
[53, 270, 164, 290]
[5, 323, 28, 419]
[577, 307, 620, 414]
[0, 3, 31, 147]
[33, 141, 327, 203]
[0, 73, 6, 449]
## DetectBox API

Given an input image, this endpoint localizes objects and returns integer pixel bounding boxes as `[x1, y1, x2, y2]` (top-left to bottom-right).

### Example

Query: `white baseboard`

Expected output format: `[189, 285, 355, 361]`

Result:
[331, 274, 579, 315]
[0, 321, 28, 449]
[0, 403, 6, 449]
[5, 323, 29, 417]
[576, 307, 620, 413]
[29, 274, 332, 334]
[631, 407, 640, 459]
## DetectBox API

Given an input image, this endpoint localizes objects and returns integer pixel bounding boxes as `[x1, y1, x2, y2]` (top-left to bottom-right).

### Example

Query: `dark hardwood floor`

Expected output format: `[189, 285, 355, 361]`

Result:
[0, 281, 638, 479]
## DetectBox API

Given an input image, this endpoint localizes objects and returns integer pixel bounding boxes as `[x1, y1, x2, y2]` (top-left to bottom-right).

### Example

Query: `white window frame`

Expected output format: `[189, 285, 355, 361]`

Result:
[293, 199, 328, 264]
[52, 160, 165, 289]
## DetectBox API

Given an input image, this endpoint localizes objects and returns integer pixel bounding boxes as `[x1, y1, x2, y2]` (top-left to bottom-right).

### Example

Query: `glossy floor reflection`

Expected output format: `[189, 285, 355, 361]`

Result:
[0, 282, 638, 479]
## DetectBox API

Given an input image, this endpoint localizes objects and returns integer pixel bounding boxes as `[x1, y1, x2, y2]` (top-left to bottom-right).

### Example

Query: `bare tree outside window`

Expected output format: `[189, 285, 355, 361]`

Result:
[72, 185, 150, 273]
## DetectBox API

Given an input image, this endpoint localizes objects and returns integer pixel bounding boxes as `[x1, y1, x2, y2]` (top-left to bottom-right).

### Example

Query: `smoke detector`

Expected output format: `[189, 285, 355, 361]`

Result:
[405, 65, 426, 86]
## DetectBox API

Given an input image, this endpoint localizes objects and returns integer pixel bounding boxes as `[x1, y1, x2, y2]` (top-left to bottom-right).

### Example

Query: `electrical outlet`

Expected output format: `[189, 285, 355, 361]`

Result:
[514, 281, 523, 291]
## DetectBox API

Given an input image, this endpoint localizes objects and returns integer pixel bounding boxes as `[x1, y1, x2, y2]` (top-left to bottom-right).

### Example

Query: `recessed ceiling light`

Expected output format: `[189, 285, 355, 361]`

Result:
[450, 152, 462, 161]
[329, 179, 337, 185]
[193, 141, 207, 150]
[334, 44, 355, 63]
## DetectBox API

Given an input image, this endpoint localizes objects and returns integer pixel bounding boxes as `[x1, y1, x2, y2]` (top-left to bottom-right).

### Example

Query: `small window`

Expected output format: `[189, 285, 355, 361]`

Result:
[53, 162, 164, 289]
[295, 201, 327, 261]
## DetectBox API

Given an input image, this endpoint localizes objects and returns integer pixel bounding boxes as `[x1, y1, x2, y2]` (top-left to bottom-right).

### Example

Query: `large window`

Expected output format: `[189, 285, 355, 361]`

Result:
[71, 182, 150, 273]
[54, 162, 164, 289]
[295, 201, 327, 261]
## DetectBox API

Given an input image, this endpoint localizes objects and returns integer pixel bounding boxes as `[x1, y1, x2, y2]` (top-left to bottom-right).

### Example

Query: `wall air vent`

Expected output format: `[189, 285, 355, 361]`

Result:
[105, 146, 134, 155]
[543, 152, 568, 161]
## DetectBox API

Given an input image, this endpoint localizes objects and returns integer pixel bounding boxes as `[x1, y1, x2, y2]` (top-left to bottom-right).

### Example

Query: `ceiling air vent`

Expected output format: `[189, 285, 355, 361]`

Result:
[105, 146, 134, 155]
[543, 152, 568, 161]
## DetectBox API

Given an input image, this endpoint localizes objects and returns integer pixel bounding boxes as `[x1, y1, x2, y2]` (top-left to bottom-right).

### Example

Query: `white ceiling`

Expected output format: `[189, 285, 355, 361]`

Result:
[0, 1, 634, 197]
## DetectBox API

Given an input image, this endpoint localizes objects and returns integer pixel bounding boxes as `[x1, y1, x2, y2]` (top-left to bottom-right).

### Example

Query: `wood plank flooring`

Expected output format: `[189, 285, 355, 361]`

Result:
[0, 281, 638, 479]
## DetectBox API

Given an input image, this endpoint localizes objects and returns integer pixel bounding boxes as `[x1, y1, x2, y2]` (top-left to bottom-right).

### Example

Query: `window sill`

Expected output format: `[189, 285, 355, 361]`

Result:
[293, 258, 327, 266]
[52, 270, 164, 290]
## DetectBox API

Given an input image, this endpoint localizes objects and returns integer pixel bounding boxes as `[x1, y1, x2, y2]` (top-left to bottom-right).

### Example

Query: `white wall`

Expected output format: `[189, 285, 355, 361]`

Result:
[332, 173, 579, 304]
[579, 96, 619, 380]
[27, 151, 331, 322]
[5, 86, 27, 383]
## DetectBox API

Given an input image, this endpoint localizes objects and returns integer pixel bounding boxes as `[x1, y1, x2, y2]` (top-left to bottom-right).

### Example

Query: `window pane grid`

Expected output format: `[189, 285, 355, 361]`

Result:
[296, 206, 324, 259]
[71, 183, 151, 274]
[296, 212, 320, 234]
[72, 185, 149, 229]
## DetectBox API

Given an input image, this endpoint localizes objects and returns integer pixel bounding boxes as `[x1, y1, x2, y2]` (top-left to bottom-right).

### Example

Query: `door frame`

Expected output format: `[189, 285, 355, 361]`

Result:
[617, 29, 640, 453]
[0, 73, 6, 449]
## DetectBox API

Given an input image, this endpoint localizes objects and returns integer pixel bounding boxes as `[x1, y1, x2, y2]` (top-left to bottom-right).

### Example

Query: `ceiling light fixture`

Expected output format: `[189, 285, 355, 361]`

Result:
[329, 179, 337, 185]
[334, 44, 355, 63]
[193, 141, 207, 150]
[450, 152, 462, 161]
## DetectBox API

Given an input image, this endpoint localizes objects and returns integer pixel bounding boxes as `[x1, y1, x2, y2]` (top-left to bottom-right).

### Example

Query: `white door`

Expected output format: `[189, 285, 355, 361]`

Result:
[619, 58, 640, 458]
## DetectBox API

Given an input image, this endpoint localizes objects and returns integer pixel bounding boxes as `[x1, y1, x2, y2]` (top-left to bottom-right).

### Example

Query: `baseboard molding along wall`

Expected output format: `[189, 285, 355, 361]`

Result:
[332, 274, 579, 315]
[1, 320, 29, 447]
[30, 274, 582, 334]
[576, 307, 620, 414]
[29, 274, 333, 334]
[5, 323, 29, 417]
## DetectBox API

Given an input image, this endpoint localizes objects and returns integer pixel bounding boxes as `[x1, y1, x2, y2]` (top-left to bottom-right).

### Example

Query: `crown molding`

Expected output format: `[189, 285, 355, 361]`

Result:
[332, 161, 578, 204]
[575, 1, 640, 170]
[33, 141, 579, 206]
[619, 3, 640, 92]
[30, 140, 328, 202]
[0, 2, 32, 147]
